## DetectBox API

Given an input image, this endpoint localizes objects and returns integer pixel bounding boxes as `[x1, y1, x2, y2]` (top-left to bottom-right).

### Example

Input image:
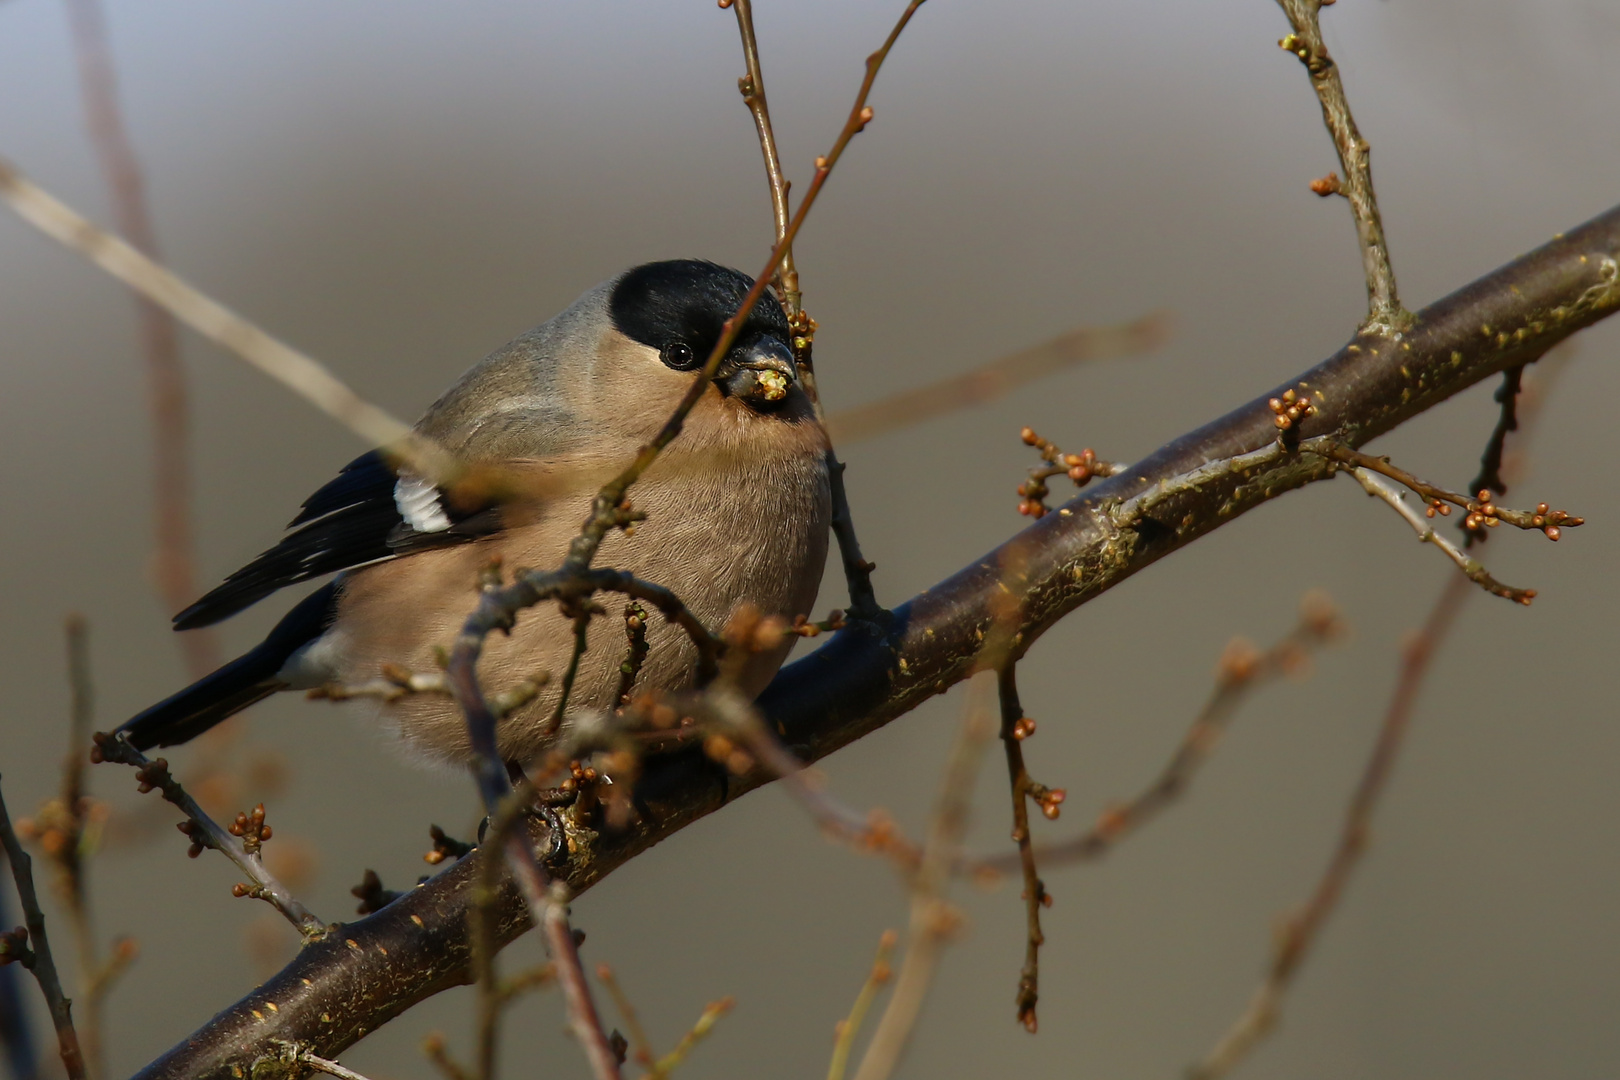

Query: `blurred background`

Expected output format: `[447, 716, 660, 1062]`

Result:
[2, 1, 1618, 1077]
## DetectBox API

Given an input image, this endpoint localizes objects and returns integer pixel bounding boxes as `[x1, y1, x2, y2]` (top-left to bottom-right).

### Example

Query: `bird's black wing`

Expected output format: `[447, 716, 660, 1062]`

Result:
[173, 450, 502, 630]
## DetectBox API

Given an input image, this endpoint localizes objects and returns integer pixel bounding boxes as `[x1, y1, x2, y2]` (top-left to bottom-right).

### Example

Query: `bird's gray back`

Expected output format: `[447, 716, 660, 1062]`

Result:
[414, 279, 619, 462]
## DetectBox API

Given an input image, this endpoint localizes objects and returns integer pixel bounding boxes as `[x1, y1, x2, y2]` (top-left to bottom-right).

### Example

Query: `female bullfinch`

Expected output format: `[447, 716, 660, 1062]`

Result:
[120, 260, 832, 767]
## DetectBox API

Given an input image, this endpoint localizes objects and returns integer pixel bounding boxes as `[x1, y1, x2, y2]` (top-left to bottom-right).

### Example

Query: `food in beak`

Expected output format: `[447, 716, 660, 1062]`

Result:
[757, 369, 790, 402]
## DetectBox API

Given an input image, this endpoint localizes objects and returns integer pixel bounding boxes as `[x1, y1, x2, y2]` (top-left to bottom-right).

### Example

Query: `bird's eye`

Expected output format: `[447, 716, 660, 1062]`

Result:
[660, 342, 698, 370]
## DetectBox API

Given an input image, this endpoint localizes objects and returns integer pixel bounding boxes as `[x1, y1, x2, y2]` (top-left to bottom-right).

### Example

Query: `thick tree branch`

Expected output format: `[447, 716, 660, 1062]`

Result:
[131, 204, 1620, 1080]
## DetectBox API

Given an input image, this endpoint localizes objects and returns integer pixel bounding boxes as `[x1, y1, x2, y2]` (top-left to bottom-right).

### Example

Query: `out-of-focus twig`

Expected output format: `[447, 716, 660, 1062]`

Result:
[1192, 358, 1569, 1078]
[827, 312, 1171, 445]
[850, 668, 998, 1080]
[594, 964, 654, 1070]
[0, 782, 87, 1080]
[826, 930, 897, 1080]
[694, 682, 927, 873]
[1189, 574, 1469, 1079]
[1276, 0, 1406, 333]
[62, 0, 219, 677]
[0, 849, 40, 1080]
[987, 592, 1344, 871]
[58, 618, 125, 1079]
[647, 997, 733, 1080]
[0, 157, 449, 480]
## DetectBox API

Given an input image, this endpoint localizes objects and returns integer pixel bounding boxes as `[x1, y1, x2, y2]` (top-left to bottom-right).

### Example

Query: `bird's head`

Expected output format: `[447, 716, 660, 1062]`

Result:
[608, 259, 806, 416]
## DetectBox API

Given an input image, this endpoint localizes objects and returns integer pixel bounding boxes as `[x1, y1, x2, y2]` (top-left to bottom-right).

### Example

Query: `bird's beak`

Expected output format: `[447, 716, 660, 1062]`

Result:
[722, 338, 797, 409]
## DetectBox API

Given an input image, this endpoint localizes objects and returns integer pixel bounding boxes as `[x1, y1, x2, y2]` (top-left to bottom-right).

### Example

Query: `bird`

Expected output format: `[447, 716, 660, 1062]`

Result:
[118, 259, 832, 768]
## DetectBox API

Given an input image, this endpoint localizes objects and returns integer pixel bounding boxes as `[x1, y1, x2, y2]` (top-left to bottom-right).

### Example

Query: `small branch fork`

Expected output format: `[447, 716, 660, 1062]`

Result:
[0, 780, 88, 1080]
[1016, 427, 1123, 519]
[1276, 0, 1407, 334]
[596, 963, 734, 1079]
[1297, 437, 1581, 604]
[88, 735, 325, 938]
[1348, 468, 1534, 602]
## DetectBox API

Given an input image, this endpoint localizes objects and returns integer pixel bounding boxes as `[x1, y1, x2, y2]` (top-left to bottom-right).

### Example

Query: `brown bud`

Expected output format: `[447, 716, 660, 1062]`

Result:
[1308, 173, 1342, 196]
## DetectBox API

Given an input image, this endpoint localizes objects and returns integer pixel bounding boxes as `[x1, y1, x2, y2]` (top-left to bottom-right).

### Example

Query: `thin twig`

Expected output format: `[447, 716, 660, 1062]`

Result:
[0, 781, 87, 1080]
[62, 0, 219, 677]
[470, 831, 503, 1080]
[422, 1034, 474, 1080]
[613, 603, 650, 708]
[594, 965, 654, 1070]
[543, 613, 593, 738]
[826, 312, 1171, 445]
[1276, 0, 1406, 333]
[1349, 468, 1537, 603]
[1189, 574, 1470, 1079]
[725, 0, 798, 313]
[90, 736, 325, 937]
[850, 669, 999, 1080]
[1014, 427, 1124, 519]
[996, 667, 1044, 1033]
[294, 1050, 380, 1080]
[563, 0, 929, 584]
[455, 687, 620, 1080]
[59, 617, 104, 1078]
[495, 963, 555, 1006]
[447, 566, 726, 810]
[826, 931, 897, 1080]
[827, 458, 884, 621]
[1304, 438, 1580, 538]
[0, 849, 40, 1080]
[1468, 365, 1523, 501]
[647, 997, 733, 1080]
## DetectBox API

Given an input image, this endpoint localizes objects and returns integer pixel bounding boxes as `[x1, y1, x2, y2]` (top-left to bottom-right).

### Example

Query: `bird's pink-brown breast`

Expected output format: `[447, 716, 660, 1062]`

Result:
[331, 379, 831, 767]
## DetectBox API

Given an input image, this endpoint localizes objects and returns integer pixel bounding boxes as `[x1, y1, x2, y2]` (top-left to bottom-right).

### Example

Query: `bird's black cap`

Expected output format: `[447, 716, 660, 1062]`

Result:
[609, 260, 791, 361]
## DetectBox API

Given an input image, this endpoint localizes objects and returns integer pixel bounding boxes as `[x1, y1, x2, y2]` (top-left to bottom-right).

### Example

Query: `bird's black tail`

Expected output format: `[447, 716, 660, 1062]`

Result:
[119, 583, 339, 750]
